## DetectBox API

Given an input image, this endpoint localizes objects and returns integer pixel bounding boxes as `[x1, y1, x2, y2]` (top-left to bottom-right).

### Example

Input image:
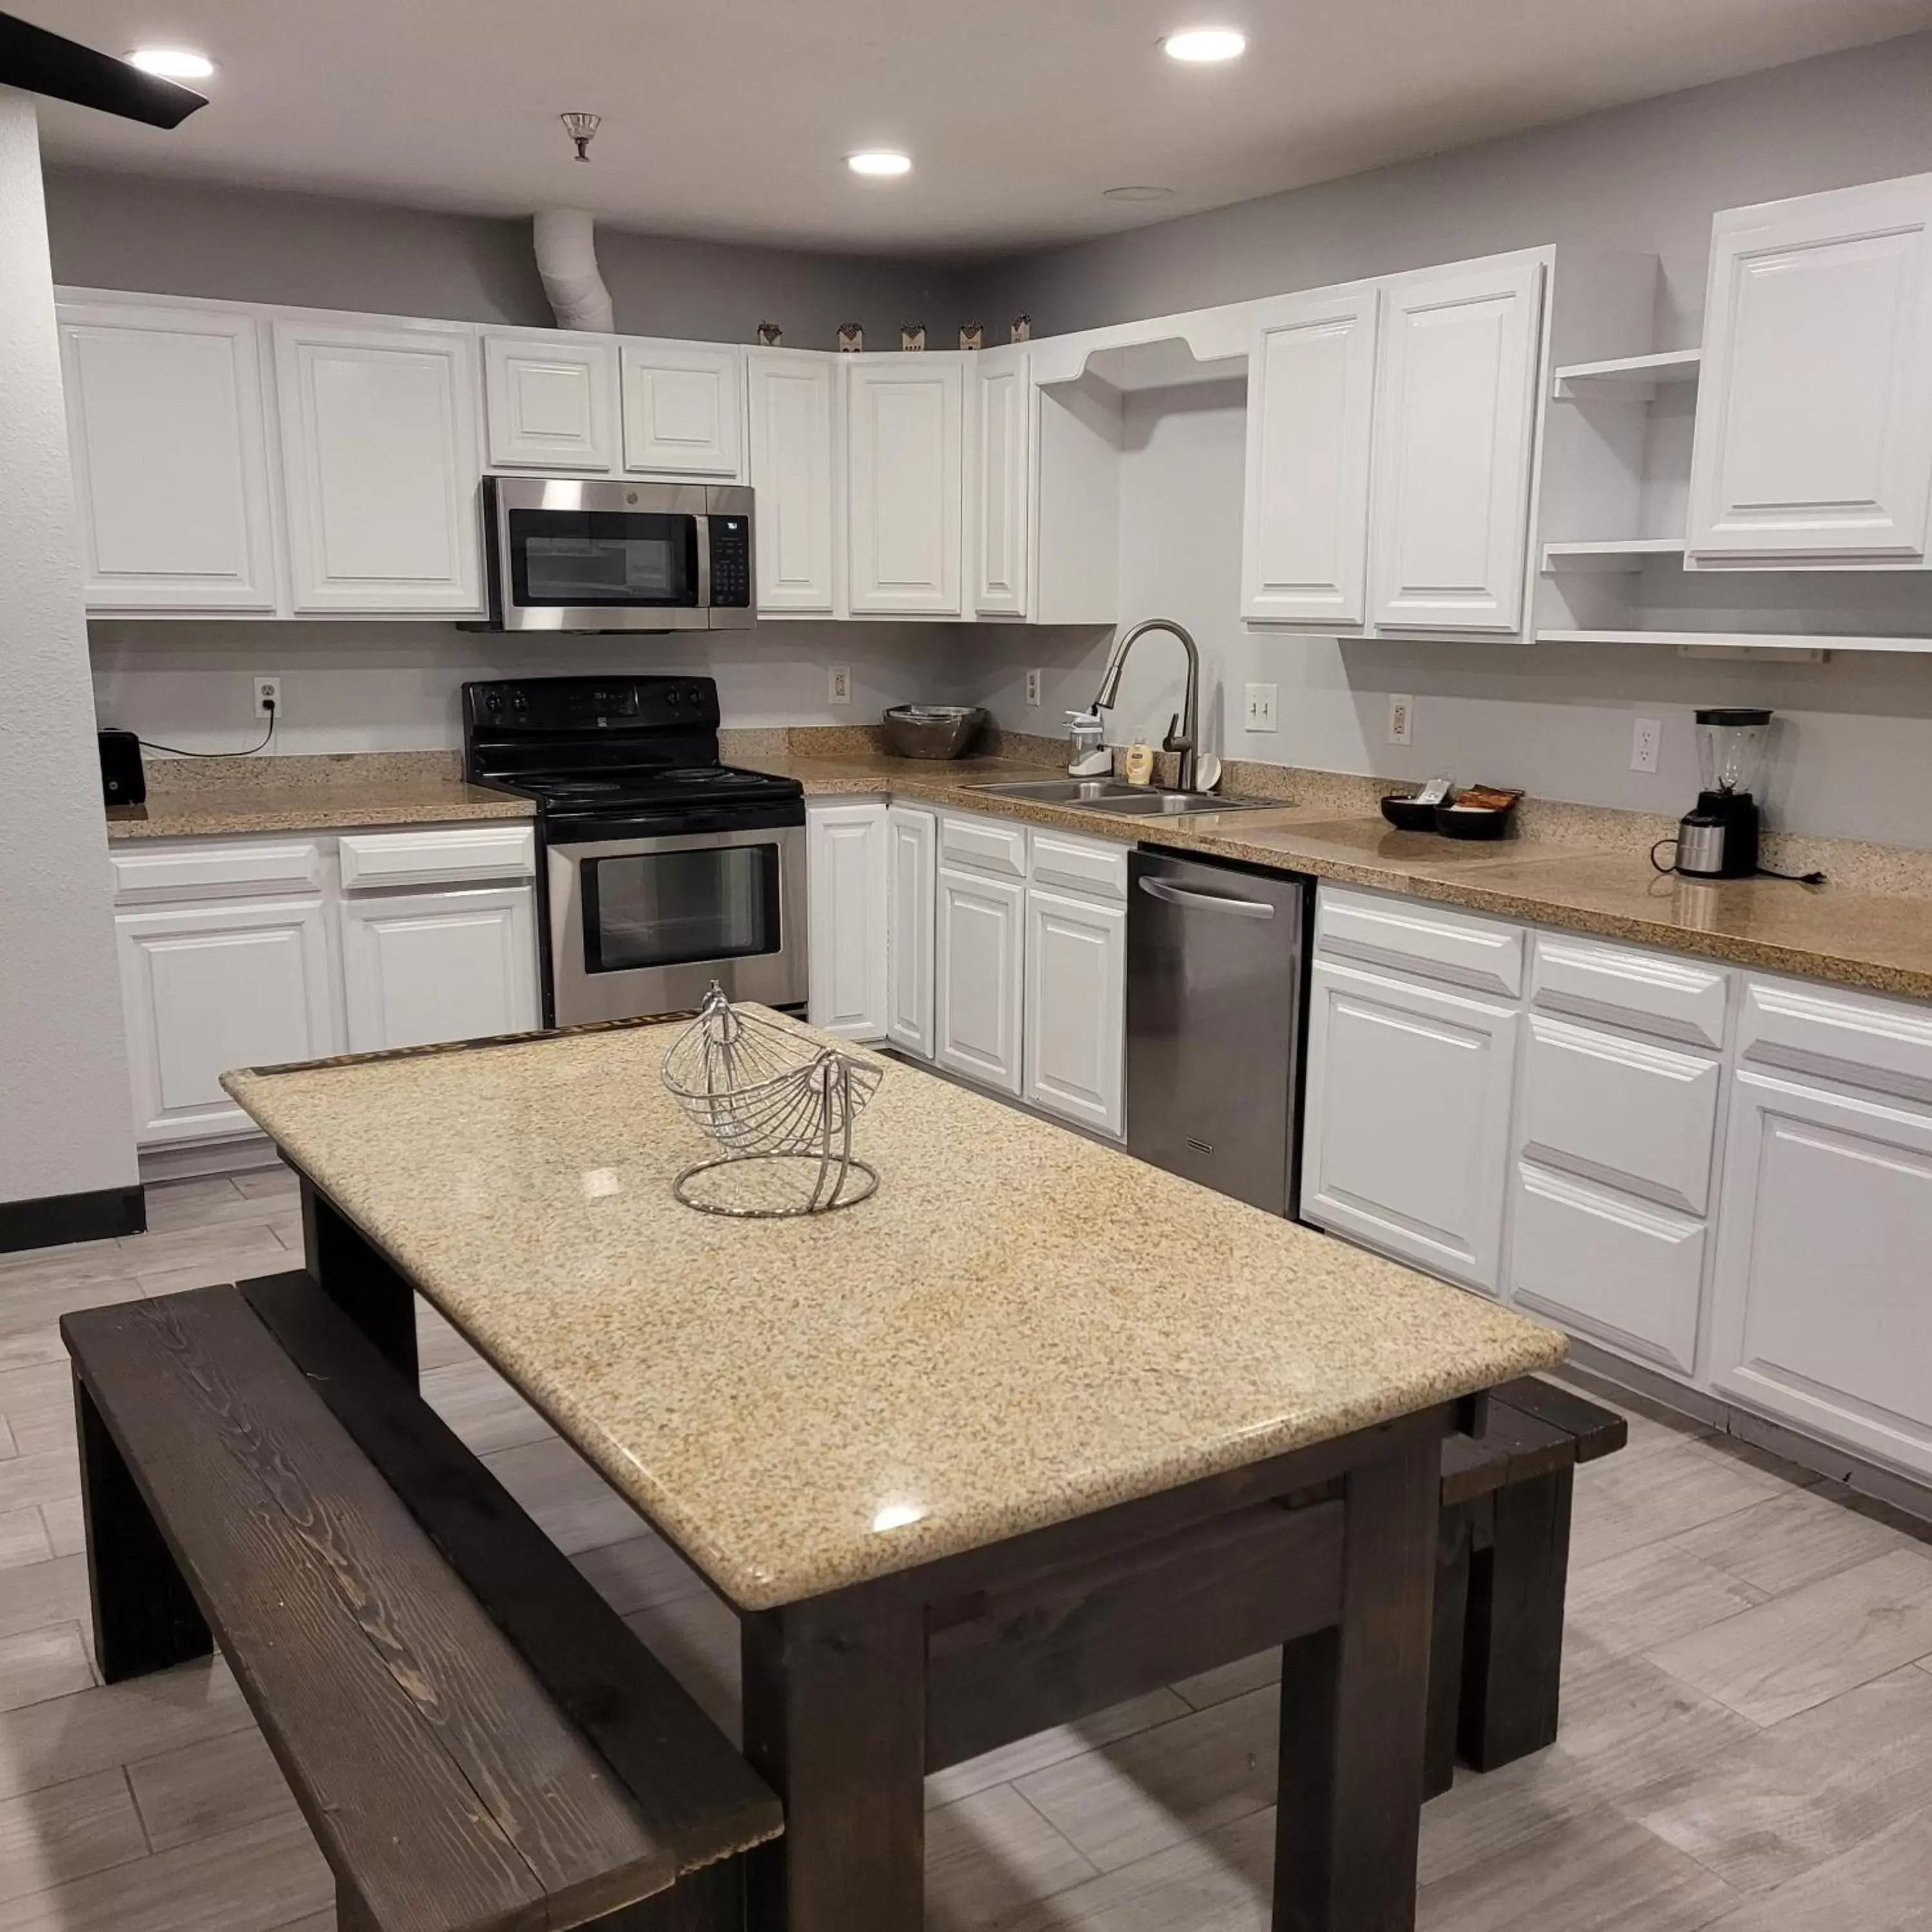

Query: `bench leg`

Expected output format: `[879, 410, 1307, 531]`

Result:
[300, 1180, 419, 1383]
[1458, 1468, 1573, 1771]
[74, 1371, 212, 1683]
[1424, 1502, 1472, 1801]
[1274, 1437, 1437, 1932]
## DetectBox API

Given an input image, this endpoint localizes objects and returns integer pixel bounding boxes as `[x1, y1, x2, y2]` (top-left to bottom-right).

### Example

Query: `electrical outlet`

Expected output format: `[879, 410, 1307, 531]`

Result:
[1244, 682, 1278, 732]
[828, 665, 852, 706]
[252, 676, 283, 721]
[1025, 668, 1041, 707]
[1388, 694, 1414, 746]
[1631, 716, 1661, 773]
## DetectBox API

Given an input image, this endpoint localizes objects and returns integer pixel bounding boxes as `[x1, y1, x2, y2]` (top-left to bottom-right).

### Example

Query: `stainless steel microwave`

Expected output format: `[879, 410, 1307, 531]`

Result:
[481, 477, 755, 631]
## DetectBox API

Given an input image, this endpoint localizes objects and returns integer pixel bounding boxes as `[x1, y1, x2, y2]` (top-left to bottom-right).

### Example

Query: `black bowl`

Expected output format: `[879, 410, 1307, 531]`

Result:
[1379, 793, 1440, 831]
[1435, 802, 1517, 840]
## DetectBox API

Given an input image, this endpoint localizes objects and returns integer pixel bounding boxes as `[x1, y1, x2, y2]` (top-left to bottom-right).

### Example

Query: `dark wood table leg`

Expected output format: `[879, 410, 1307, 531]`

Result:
[740, 1594, 927, 1932]
[299, 1179, 419, 1382]
[1424, 1501, 1472, 1801]
[1274, 1438, 1439, 1932]
[73, 1370, 213, 1682]
[1459, 1467, 1573, 1770]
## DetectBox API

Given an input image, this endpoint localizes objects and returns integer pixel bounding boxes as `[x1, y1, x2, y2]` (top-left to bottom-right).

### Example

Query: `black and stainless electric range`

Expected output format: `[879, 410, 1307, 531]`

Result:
[462, 675, 806, 1027]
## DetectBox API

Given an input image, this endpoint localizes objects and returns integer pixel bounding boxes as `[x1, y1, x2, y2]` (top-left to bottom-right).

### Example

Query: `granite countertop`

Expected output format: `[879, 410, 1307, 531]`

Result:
[223, 1014, 1566, 1610]
[750, 749, 1932, 1002]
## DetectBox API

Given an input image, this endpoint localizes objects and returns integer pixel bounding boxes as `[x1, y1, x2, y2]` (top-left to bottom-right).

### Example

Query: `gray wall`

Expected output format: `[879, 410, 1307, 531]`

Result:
[43, 167, 969, 348]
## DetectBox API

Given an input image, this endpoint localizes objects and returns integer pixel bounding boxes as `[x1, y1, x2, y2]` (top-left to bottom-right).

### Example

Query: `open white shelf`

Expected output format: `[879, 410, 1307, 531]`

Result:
[1551, 348, 1702, 401]
[1540, 537, 1687, 573]
[1538, 627, 1932, 654]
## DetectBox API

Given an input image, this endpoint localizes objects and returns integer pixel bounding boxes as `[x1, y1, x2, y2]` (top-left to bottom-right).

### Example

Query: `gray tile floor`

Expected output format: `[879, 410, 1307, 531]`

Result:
[3, 1173, 1931, 1929]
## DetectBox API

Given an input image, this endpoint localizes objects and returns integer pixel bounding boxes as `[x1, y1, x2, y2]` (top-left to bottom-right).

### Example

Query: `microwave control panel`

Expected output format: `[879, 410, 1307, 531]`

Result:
[708, 516, 752, 608]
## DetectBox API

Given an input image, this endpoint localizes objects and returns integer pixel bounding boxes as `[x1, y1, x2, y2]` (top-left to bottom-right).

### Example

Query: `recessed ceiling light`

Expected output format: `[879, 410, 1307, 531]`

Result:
[1162, 26, 1247, 62]
[1103, 185, 1175, 203]
[126, 47, 216, 80]
[846, 151, 912, 177]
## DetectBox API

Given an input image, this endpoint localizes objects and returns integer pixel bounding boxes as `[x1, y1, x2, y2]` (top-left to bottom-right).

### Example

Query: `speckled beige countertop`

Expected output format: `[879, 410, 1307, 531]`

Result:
[223, 1014, 1565, 1610]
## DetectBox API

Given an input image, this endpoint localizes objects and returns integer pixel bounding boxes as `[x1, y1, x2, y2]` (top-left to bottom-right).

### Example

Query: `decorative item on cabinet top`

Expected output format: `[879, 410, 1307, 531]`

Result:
[1010, 315, 1032, 344]
[900, 323, 927, 352]
[959, 323, 985, 352]
[837, 323, 864, 352]
[755, 321, 783, 346]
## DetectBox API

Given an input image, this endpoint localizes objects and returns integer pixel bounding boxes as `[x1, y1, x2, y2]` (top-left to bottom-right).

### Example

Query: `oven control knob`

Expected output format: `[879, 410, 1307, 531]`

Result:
[512, 694, 527, 711]
[485, 694, 502, 712]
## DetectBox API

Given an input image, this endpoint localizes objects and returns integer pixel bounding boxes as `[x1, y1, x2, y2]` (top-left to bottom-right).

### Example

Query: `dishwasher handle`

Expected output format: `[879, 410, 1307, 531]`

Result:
[1138, 876, 1277, 920]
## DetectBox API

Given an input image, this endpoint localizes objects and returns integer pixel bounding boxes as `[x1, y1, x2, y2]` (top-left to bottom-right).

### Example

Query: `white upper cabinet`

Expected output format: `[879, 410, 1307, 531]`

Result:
[57, 301, 278, 612]
[846, 355, 964, 616]
[973, 348, 1032, 617]
[273, 317, 482, 614]
[482, 330, 620, 471]
[620, 339, 744, 478]
[1241, 288, 1378, 625]
[1687, 175, 1932, 565]
[746, 348, 837, 613]
[1369, 258, 1544, 630]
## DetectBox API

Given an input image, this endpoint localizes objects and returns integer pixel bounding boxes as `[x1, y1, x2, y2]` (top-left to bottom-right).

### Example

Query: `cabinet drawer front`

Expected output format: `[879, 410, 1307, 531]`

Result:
[1738, 977, 1932, 1107]
[1315, 886, 1523, 996]
[940, 813, 1028, 879]
[1511, 1162, 1705, 1374]
[1519, 1014, 1720, 1214]
[111, 840, 323, 905]
[339, 825, 536, 890]
[1028, 829, 1128, 901]
[1531, 934, 1728, 1047]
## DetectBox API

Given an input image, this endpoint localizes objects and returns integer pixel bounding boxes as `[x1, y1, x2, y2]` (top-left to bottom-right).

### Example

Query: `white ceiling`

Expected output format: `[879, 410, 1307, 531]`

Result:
[26, 0, 1932, 256]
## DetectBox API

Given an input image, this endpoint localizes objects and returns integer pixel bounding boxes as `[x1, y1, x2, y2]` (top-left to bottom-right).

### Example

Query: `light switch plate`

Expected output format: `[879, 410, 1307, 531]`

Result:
[1244, 683, 1278, 732]
[1631, 716, 1661, 773]
[828, 665, 852, 705]
[1388, 694, 1414, 746]
[1025, 668, 1041, 706]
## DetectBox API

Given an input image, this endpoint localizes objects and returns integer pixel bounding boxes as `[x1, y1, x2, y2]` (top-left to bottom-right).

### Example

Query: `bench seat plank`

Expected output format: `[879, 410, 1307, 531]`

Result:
[64, 1288, 681, 1932]
[1489, 1378, 1630, 1463]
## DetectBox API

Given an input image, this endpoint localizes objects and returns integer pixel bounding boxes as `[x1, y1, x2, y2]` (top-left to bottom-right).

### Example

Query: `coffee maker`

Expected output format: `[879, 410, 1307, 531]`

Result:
[1667, 708, 1771, 879]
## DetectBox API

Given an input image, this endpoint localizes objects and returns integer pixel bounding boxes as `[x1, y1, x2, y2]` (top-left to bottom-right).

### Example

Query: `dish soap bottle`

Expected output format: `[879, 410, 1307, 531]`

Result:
[1124, 741, 1156, 786]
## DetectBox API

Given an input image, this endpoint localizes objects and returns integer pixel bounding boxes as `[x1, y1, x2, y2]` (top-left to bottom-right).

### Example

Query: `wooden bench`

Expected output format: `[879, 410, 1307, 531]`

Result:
[1426, 1376, 1627, 1798]
[62, 1275, 782, 1932]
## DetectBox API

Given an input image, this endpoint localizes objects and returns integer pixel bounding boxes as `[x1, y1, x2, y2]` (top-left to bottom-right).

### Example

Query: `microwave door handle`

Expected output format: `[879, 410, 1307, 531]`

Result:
[1138, 876, 1276, 919]
[694, 515, 711, 609]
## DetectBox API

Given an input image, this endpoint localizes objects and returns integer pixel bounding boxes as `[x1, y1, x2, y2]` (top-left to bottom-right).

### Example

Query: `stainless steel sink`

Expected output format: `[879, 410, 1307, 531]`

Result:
[965, 777, 1283, 817]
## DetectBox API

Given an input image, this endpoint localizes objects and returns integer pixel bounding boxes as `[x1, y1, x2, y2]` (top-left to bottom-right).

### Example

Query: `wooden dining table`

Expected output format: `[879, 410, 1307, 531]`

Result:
[223, 1012, 1566, 1931]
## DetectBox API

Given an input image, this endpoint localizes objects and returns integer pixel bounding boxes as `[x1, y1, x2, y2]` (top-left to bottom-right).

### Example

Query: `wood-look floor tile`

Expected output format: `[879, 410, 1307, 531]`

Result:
[0, 1809, 332, 1932]
[482, 1435, 647, 1557]
[1626, 1665, 1932, 1896]
[1696, 1805, 1932, 1931]
[39, 1499, 82, 1562]
[1417, 1752, 1598, 1889]
[0, 1362, 75, 1461]
[1670, 1484, 1917, 1598]
[414, 1307, 477, 1373]
[622, 1591, 743, 1742]
[0, 1514, 50, 1576]
[230, 1167, 299, 1202]
[127, 1725, 297, 1853]
[113, 1220, 289, 1273]
[0, 1555, 89, 1645]
[1569, 1436, 1797, 1570]
[0, 1242, 131, 1297]
[1170, 1648, 1281, 1711]
[0, 1769, 149, 1907]
[135, 1179, 244, 1233]
[926, 1783, 1099, 1931]
[1647, 1546, 1932, 1727]
[0, 1627, 93, 1715]
[0, 1418, 12, 1461]
[571, 1531, 709, 1617]
[926, 1689, 1192, 1810]
[421, 1356, 555, 1457]
[0, 1450, 79, 1519]
[1568, 1542, 1768, 1656]
[1014, 1686, 1278, 1875]
[268, 1916, 334, 1932]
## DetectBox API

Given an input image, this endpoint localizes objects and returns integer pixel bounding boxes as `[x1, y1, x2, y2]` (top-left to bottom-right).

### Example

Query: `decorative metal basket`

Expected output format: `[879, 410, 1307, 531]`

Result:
[660, 985, 882, 1217]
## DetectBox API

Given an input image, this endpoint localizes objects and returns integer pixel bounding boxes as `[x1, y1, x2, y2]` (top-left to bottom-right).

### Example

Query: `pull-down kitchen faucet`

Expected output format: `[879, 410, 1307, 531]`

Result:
[1091, 618, 1202, 792]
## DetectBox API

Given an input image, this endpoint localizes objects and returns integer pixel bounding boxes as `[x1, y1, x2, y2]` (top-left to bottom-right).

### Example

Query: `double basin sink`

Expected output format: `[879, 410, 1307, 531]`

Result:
[966, 777, 1283, 819]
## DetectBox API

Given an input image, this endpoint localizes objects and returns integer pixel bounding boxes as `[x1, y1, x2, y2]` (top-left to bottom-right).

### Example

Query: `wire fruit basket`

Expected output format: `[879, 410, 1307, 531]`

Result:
[661, 984, 883, 1217]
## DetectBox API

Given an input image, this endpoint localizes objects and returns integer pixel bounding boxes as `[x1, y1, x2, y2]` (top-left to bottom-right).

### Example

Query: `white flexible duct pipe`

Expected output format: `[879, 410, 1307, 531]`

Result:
[532, 207, 614, 333]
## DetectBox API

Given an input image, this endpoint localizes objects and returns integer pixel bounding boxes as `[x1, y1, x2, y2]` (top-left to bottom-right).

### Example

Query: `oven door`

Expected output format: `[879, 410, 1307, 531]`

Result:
[548, 826, 806, 1024]
[488, 478, 711, 631]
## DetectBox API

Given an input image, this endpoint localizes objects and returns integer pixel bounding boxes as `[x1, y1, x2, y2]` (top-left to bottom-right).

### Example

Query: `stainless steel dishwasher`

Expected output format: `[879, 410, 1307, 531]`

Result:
[1125, 847, 1311, 1217]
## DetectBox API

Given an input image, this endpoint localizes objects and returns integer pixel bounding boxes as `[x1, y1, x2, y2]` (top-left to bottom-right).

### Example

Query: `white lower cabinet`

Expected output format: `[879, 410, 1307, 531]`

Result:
[117, 898, 339, 1146]
[1300, 956, 1519, 1293]
[339, 887, 538, 1052]
[1023, 889, 1126, 1138]
[806, 802, 889, 1041]
[884, 805, 937, 1058]
[936, 864, 1025, 1095]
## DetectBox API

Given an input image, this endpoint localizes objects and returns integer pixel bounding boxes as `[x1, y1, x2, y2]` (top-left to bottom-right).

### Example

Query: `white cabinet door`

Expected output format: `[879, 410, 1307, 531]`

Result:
[1369, 259, 1544, 631]
[1710, 1069, 1932, 1479]
[482, 331, 619, 471]
[273, 319, 482, 613]
[1300, 957, 1519, 1293]
[620, 340, 744, 478]
[339, 886, 539, 1052]
[974, 348, 1032, 616]
[1687, 175, 1932, 564]
[885, 804, 936, 1058]
[57, 301, 278, 611]
[846, 356, 963, 615]
[747, 349, 837, 613]
[117, 899, 337, 1146]
[1023, 887, 1125, 1138]
[936, 864, 1024, 1094]
[1240, 288, 1378, 625]
[806, 801, 888, 1041]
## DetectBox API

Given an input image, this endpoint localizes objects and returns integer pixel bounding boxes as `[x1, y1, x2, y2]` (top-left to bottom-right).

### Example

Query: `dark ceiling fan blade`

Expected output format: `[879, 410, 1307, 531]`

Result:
[0, 10, 207, 128]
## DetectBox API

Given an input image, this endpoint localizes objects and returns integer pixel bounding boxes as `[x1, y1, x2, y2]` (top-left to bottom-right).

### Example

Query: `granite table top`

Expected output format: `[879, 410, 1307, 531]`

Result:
[223, 1014, 1566, 1611]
